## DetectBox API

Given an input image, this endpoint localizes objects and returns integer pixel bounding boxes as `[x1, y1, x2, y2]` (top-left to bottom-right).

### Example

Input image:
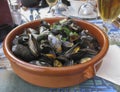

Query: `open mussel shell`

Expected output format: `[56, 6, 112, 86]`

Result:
[17, 34, 29, 45]
[53, 55, 76, 67]
[12, 44, 36, 62]
[28, 33, 40, 57]
[39, 39, 56, 55]
[53, 60, 63, 67]
[40, 54, 54, 66]
[64, 42, 80, 57]
[56, 55, 69, 63]
[29, 53, 54, 67]
[48, 33, 62, 53]
[62, 41, 73, 48]
[69, 48, 98, 61]
[37, 34, 48, 42]
[80, 30, 101, 51]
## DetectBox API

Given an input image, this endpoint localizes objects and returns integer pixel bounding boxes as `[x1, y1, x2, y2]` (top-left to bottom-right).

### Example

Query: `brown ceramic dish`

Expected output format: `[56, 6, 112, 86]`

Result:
[3, 17, 109, 88]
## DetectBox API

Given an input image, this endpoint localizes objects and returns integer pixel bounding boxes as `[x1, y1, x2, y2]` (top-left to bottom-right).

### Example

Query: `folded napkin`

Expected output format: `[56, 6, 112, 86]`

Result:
[96, 45, 120, 85]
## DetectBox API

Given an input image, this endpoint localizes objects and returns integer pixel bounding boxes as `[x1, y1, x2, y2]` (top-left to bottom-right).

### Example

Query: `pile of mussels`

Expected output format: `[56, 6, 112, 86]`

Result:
[12, 18, 101, 67]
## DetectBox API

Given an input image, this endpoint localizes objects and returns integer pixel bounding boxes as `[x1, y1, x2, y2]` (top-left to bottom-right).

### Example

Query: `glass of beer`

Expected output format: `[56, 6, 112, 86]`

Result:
[98, 0, 120, 22]
[46, 0, 58, 13]
[97, 0, 120, 45]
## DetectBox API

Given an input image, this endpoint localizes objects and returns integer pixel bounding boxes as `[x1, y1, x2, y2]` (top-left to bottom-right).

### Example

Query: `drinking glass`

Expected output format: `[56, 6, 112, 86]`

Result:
[46, 0, 58, 13]
[56, 0, 68, 11]
[53, 0, 68, 16]
[78, 0, 96, 17]
[97, 0, 120, 45]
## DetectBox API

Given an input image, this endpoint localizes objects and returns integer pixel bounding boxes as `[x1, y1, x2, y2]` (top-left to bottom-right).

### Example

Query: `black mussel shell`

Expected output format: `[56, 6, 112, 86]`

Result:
[40, 20, 50, 29]
[39, 54, 54, 66]
[28, 34, 40, 57]
[17, 34, 29, 45]
[12, 44, 36, 62]
[51, 29, 60, 35]
[37, 34, 48, 42]
[69, 51, 87, 62]
[56, 55, 69, 65]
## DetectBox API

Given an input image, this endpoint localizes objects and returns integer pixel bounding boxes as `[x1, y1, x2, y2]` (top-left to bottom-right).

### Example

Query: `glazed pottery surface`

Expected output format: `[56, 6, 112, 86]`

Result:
[3, 17, 109, 88]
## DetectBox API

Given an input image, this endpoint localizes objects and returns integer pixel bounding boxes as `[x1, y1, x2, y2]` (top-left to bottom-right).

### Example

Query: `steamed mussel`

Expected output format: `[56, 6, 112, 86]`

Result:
[12, 18, 101, 67]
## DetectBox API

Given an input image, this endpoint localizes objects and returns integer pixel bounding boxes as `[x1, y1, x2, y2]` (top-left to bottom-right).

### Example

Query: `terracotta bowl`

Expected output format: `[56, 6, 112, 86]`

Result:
[3, 17, 109, 88]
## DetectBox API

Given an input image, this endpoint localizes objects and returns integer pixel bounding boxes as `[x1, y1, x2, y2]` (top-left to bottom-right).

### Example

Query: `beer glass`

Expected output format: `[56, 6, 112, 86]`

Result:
[97, 0, 120, 45]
